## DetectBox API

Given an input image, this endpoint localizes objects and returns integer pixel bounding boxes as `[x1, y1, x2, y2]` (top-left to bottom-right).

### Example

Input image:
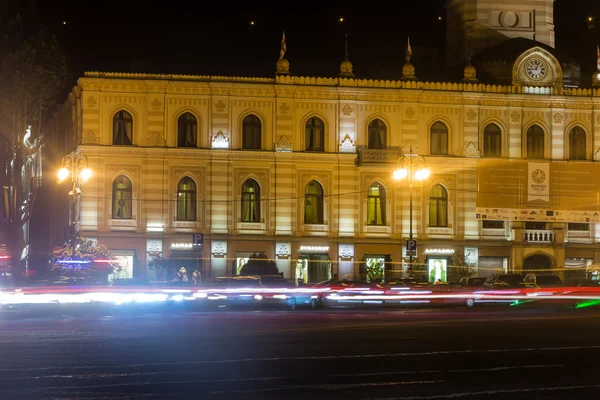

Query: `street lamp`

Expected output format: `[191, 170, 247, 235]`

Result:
[58, 153, 92, 244]
[392, 145, 429, 271]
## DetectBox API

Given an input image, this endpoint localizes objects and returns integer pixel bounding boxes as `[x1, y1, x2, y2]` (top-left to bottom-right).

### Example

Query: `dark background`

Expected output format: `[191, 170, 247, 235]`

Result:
[3, 0, 600, 91]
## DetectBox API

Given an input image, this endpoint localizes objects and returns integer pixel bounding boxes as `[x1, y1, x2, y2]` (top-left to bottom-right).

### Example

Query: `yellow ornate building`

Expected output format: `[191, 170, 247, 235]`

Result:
[54, 0, 600, 283]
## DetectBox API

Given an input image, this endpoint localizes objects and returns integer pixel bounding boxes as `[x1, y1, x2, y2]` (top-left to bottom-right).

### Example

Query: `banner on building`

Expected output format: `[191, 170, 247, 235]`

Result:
[476, 160, 600, 223]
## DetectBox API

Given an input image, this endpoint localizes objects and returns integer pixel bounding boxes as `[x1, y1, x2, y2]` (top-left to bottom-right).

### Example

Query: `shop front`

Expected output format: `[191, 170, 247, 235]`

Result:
[422, 248, 456, 283]
[476, 247, 510, 278]
[167, 241, 203, 283]
[565, 248, 596, 285]
[295, 245, 333, 284]
[355, 244, 399, 282]
[229, 241, 275, 276]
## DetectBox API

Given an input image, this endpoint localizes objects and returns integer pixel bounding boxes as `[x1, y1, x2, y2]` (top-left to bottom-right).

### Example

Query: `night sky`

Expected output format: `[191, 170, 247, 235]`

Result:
[3, 0, 600, 87]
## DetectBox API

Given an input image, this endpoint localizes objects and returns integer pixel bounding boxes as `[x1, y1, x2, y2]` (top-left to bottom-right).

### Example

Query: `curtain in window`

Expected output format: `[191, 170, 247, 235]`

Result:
[429, 184, 448, 227]
[177, 177, 197, 221]
[178, 113, 197, 147]
[242, 114, 262, 149]
[113, 110, 133, 145]
[569, 127, 586, 160]
[483, 123, 501, 157]
[527, 125, 545, 158]
[241, 179, 260, 222]
[368, 119, 387, 149]
[305, 117, 325, 151]
[430, 121, 448, 155]
[112, 175, 132, 219]
[304, 180, 324, 224]
[367, 183, 386, 225]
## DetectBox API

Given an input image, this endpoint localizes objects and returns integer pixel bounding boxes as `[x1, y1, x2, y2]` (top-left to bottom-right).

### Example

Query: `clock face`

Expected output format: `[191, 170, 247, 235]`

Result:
[526, 58, 547, 80]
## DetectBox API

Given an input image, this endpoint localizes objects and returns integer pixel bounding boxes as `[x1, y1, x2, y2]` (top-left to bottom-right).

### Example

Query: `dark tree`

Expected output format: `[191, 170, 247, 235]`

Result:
[0, 15, 67, 278]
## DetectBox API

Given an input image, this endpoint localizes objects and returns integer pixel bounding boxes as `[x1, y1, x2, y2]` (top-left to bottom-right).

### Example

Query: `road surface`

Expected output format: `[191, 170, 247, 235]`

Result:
[1, 304, 600, 399]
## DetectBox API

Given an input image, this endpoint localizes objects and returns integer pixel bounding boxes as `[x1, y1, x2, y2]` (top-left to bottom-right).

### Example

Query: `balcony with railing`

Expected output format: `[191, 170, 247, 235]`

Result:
[523, 230, 555, 243]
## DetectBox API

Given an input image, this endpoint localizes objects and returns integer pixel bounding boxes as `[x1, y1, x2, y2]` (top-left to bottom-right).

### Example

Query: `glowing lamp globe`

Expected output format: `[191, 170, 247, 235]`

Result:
[58, 168, 69, 181]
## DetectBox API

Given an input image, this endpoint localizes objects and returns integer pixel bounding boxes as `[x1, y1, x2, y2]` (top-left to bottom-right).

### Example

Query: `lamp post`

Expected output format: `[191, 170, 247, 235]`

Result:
[392, 145, 429, 272]
[57, 153, 92, 247]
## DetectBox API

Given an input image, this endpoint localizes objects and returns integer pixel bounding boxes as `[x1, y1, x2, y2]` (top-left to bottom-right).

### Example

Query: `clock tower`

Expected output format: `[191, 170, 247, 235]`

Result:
[446, 0, 556, 69]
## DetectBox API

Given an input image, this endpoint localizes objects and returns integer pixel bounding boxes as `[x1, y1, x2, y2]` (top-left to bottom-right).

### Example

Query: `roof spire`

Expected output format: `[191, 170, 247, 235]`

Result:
[463, 39, 478, 83]
[339, 33, 355, 78]
[276, 31, 290, 76]
[593, 44, 600, 87]
[401, 36, 417, 81]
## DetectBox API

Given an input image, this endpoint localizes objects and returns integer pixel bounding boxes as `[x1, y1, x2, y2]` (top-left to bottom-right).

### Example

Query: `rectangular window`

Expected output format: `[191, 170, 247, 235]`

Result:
[430, 131, 448, 155]
[568, 223, 589, 231]
[525, 222, 546, 230]
[482, 220, 504, 229]
[367, 197, 385, 225]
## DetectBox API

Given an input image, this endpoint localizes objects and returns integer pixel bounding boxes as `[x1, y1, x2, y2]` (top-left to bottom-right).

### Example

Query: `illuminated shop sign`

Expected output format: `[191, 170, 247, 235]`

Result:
[171, 243, 193, 249]
[299, 246, 329, 252]
[424, 248, 455, 255]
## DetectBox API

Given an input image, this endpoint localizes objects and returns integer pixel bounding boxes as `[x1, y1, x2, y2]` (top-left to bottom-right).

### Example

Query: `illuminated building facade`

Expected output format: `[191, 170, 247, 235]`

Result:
[55, 0, 600, 283]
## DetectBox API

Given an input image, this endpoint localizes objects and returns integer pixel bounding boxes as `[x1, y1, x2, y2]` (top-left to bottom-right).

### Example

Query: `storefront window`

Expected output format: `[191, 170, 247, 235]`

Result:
[298, 254, 332, 284]
[428, 258, 448, 283]
[365, 257, 385, 282]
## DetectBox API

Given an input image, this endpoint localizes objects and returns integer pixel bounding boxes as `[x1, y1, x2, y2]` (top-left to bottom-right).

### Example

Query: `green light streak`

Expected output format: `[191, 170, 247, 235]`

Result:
[575, 299, 600, 309]
[510, 299, 536, 307]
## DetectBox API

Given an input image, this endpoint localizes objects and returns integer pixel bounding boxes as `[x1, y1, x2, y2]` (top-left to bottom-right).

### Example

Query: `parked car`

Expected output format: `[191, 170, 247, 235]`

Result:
[459, 277, 486, 288]
[482, 274, 527, 289]
[523, 273, 563, 288]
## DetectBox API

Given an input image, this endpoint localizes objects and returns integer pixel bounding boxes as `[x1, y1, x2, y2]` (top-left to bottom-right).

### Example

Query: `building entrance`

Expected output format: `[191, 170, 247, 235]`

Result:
[523, 254, 552, 274]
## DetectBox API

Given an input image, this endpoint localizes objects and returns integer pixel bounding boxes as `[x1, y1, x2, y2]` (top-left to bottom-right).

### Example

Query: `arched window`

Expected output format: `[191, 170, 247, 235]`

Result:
[112, 175, 132, 219]
[241, 179, 260, 223]
[368, 119, 387, 149]
[429, 184, 448, 227]
[569, 127, 586, 160]
[304, 180, 324, 224]
[113, 110, 133, 145]
[430, 121, 448, 155]
[177, 113, 197, 148]
[305, 117, 325, 152]
[177, 177, 196, 221]
[367, 182, 386, 225]
[483, 123, 501, 157]
[242, 114, 262, 150]
[526, 125, 545, 158]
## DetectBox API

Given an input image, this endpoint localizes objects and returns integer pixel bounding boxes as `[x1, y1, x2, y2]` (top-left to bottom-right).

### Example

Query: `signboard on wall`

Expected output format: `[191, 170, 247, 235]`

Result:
[476, 160, 600, 223]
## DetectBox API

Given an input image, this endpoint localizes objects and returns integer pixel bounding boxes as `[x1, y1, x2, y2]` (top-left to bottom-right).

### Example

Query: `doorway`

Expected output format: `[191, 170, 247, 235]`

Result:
[523, 254, 552, 274]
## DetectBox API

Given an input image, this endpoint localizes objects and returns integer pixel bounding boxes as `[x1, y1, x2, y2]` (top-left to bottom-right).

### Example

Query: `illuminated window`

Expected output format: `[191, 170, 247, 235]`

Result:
[242, 114, 262, 150]
[241, 179, 260, 223]
[568, 223, 589, 231]
[304, 180, 324, 224]
[569, 127, 586, 160]
[177, 177, 196, 221]
[113, 110, 133, 145]
[305, 117, 325, 152]
[367, 182, 386, 225]
[526, 125, 544, 158]
[112, 175, 132, 219]
[430, 121, 448, 155]
[177, 113, 197, 148]
[429, 184, 448, 227]
[483, 123, 501, 157]
[367, 119, 387, 149]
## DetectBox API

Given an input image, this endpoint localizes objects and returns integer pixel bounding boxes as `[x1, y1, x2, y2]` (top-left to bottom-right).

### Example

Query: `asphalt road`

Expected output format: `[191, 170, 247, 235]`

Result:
[1, 304, 600, 400]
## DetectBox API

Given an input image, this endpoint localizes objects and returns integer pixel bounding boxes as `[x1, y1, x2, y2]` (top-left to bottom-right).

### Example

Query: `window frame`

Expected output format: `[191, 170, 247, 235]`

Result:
[483, 123, 502, 157]
[304, 180, 324, 224]
[176, 176, 197, 221]
[429, 184, 448, 228]
[177, 112, 198, 148]
[568, 127, 587, 160]
[366, 182, 386, 226]
[112, 110, 133, 146]
[112, 175, 133, 220]
[430, 121, 449, 156]
[305, 117, 325, 152]
[242, 114, 262, 150]
[367, 119, 387, 150]
[241, 179, 261, 223]
[526, 125, 545, 159]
